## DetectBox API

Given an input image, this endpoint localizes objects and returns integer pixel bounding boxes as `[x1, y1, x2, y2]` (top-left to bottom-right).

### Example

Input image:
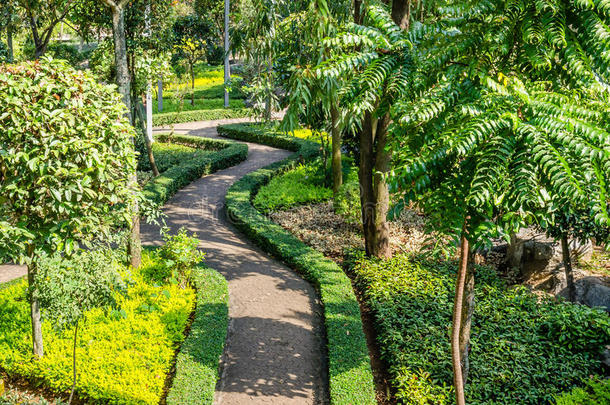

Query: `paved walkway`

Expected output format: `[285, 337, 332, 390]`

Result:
[144, 119, 329, 404]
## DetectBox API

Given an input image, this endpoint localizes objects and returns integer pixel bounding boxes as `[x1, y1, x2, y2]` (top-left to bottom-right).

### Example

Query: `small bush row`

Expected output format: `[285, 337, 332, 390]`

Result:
[350, 253, 610, 404]
[152, 108, 249, 126]
[142, 134, 247, 205]
[166, 264, 229, 405]
[221, 123, 376, 405]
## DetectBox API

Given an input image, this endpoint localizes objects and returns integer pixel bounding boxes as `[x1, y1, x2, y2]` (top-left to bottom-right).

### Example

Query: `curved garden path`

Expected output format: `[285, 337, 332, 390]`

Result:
[143, 118, 329, 404]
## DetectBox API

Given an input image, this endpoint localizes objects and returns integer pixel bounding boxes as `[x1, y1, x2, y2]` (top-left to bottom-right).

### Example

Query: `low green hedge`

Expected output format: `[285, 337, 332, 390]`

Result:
[555, 377, 610, 404]
[221, 123, 376, 405]
[152, 108, 249, 126]
[351, 253, 610, 404]
[167, 264, 229, 405]
[143, 134, 247, 205]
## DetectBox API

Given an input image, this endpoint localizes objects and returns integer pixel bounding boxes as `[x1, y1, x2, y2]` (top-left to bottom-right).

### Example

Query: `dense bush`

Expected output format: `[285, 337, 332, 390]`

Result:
[153, 98, 245, 114]
[141, 134, 247, 205]
[0, 250, 196, 404]
[253, 162, 332, 213]
[351, 253, 610, 404]
[223, 123, 376, 405]
[157, 229, 206, 287]
[152, 108, 249, 126]
[138, 142, 200, 172]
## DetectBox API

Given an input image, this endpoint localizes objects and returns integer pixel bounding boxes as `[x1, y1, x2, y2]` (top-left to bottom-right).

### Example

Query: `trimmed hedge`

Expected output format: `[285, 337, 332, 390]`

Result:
[152, 108, 249, 126]
[221, 123, 376, 405]
[167, 264, 229, 405]
[143, 134, 247, 205]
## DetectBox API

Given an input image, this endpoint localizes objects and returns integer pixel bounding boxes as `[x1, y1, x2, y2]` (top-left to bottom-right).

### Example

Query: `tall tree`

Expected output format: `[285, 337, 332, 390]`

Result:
[99, 0, 141, 269]
[389, 1, 610, 403]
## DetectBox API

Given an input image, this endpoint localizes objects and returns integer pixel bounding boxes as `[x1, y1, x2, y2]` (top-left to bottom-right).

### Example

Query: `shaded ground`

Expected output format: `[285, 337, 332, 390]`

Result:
[143, 119, 329, 405]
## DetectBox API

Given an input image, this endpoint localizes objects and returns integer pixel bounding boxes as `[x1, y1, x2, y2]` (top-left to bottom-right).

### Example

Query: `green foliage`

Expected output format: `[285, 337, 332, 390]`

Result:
[223, 123, 376, 405]
[153, 98, 245, 114]
[88, 39, 115, 83]
[351, 253, 610, 404]
[555, 377, 610, 405]
[32, 249, 125, 331]
[141, 134, 248, 205]
[0, 250, 196, 404]
[157, 228, 206, 288]
[45, 43, 85, 67]
[334, 167, 361, 223]
[254, 162, 332, 213]
[166, 264, 228, 405]
[0, 59, 138, 264]
[218, 123, 318, 154]
[152, 108, 249, 126]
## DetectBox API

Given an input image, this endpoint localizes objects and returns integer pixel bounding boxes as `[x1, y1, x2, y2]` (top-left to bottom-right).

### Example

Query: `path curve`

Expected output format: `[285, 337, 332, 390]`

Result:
[143, 119, 329, 404]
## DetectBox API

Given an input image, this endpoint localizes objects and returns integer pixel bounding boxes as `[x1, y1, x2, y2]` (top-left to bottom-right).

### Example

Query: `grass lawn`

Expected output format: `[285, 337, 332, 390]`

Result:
[156, 65, 246, 115]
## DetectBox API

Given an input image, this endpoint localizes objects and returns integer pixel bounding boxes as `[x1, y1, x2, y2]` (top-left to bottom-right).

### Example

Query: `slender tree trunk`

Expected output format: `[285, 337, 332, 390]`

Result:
[451, 223, 470, 405]
[68, 321, 79, 405]
[110, 5, 132, 121]
[136, 102, 160, 177]
[373, 114, 392, 259]
[27, 246, 44, 358]
[158, 78, 163, 112]
[7, 25, 13, 62]
[460, 250, 475, 384]
[354, 0, 363, 23]
[106, 0, 141, 268]
[561, 235, 576, 302]
[330, 103, 342, 201]
[359, 113, 377, 256]
[190, 63, 195, 105]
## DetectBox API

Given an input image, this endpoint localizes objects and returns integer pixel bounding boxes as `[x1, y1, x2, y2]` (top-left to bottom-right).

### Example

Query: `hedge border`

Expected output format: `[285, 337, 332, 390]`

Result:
[143, 134, 248, 205]
[167, 264, 229, 405]
[152, 108, 249, 126]
[220, 123, 376, 405]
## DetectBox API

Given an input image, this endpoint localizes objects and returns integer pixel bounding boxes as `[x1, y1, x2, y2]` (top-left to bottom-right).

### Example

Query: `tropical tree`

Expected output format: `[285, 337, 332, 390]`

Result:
[317, 1, 411, 259]
[174, 36, 208, 105]
[387, 1, 610, 403]
[0, 59, 139, 357]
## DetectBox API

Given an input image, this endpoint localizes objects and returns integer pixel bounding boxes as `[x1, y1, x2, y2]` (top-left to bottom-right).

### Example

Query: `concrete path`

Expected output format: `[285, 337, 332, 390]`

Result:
[143, 119, 329, 404]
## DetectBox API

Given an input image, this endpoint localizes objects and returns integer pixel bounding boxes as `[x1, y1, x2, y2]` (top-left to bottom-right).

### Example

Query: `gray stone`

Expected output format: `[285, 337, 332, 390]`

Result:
[580, 278, 610, 311]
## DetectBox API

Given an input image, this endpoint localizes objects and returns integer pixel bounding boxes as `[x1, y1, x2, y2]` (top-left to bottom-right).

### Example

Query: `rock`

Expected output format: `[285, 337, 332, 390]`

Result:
[602, 346, 610, 369]
[579, 278, 610, 311]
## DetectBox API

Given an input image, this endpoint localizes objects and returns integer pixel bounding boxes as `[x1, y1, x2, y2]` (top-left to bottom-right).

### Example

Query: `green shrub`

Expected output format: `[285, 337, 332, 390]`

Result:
[166, 264, 228, 405]
[158, 228, 206, 287]
[351, 253, 610, 404]
[223, 123, 376, 405]
[141, 134, 248, 205]
[138, 142, 200, 172]
[555, 377, 610, 404]
[0, 250, 196, 404]
[152, 108, 249, 126]
[153, 98, 245, 114]
[253, 163, 332, 213]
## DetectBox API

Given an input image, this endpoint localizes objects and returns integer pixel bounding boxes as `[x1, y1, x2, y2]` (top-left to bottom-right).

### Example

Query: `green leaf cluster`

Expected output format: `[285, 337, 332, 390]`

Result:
[0, 59, 138, 263]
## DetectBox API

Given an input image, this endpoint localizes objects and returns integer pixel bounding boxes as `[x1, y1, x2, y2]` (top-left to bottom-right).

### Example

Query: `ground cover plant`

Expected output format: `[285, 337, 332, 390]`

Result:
[0, 249, 196, 404]
[350, 253, 610, 405]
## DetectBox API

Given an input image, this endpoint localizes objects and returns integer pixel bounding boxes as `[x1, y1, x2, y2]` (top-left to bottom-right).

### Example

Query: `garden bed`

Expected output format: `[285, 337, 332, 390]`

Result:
[0, 250, 229, 405]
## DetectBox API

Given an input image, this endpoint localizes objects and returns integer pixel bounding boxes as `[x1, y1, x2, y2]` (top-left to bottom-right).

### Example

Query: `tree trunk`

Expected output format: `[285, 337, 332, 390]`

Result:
[391, 0, 412, 30]
[110, 5, 132, 122]
[460, 250, 475, 384]
[158, 78, 163, 112]
[354, 0, 363, 23]
[561, 235, 576, 302]
[7, 25, 13, 62]
[190, 63, 195, 105]
[359, 113, 377, 256]
[27, 259, 44, 358]
[68, 321, 79, 405]
[107, 1, 140, 268]
[373, 114, 392, 259]
[330, 103, 343, 201]
[136, 102, 160, 177]
[451, 224, 470, 405]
